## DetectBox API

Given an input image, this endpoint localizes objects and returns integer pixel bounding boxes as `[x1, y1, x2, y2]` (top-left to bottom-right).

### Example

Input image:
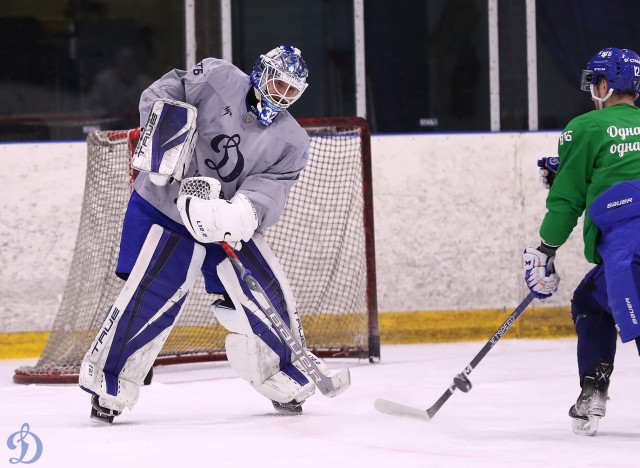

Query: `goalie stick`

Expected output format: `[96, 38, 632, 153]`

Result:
[375, 292, 535, 420]
[219, 241, 351, 398]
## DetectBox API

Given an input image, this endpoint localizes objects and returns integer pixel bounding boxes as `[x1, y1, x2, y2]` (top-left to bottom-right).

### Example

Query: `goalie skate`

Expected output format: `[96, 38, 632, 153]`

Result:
[272, 399, 304, 415]
[90, 395, 121, 425]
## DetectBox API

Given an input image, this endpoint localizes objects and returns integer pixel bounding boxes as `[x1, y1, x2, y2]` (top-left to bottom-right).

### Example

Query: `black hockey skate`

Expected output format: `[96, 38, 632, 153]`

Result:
[90, 395, 122, 425]
[569, 362, 612, 436]
[272, 399, 304, 415]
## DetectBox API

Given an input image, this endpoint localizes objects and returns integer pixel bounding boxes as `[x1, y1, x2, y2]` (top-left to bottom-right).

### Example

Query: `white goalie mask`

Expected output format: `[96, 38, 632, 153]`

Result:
[250, 45, 309, 125]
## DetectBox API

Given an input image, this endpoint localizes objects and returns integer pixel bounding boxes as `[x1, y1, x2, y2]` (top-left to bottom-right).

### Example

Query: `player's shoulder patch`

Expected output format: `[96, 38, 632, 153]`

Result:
[558, 112, 597, 146]
[194, 58, 246, 81]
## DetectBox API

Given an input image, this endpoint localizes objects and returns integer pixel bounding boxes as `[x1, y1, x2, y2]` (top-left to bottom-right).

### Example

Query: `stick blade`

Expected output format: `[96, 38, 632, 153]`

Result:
[317, 368, 351, 398]
[374, 398, 432, 421]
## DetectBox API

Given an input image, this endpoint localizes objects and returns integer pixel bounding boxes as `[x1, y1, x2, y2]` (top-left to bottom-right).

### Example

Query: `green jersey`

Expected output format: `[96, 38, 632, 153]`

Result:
[540, 103, 640, 264]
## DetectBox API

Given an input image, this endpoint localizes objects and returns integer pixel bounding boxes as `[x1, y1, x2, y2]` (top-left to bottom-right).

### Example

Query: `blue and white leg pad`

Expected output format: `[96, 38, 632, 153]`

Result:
[79, 224, 205, 412]
[213, 234, 328, 404]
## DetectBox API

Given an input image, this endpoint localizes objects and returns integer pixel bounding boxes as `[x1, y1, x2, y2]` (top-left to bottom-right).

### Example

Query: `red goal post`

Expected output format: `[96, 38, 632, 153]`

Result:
[14, 116, 379, 384]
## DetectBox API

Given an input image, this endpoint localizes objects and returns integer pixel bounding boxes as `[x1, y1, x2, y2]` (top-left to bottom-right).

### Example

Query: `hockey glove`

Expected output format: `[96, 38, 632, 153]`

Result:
[537, 157, 560, 189]
[132, 98, 198, 186]
[177, 177, 258, 244]
[523, 243, 560, 299]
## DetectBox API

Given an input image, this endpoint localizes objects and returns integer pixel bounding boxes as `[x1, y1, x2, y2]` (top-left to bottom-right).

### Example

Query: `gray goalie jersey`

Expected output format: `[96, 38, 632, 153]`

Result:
[133, 58, 310, 231]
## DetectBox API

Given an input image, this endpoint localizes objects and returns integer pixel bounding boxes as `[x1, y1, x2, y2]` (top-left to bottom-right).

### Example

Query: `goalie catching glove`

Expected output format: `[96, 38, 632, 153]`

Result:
[523, 242, 560, 299]
[177, 177, 259, 243]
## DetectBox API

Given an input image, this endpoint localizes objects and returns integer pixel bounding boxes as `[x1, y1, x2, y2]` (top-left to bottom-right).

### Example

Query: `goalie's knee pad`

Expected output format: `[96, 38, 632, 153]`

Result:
[213, 234, 322, 403]
[79, 224, 205, 412]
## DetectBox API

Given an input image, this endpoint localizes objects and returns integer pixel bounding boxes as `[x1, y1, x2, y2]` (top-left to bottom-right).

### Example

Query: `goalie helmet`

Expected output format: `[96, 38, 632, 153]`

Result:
[580, 47, 640, 98]
[250, 45, 309, 125]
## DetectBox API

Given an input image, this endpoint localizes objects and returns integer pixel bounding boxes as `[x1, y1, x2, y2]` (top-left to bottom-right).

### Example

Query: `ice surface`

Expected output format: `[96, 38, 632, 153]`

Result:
[2, 339, 639, 467]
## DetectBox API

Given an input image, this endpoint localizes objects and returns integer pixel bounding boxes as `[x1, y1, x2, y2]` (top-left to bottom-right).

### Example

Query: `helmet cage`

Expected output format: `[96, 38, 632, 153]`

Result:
[251, 46, 308, 111]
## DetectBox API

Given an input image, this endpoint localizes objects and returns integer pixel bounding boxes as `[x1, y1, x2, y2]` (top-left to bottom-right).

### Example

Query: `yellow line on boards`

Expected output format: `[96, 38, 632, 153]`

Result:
[0, 332, 49, 360]
[378, 305, 574, 344]
[0, 306, 575, 360]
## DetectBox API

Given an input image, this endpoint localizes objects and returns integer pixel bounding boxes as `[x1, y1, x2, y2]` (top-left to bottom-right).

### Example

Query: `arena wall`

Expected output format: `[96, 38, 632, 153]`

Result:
[0, 131, 590, 354]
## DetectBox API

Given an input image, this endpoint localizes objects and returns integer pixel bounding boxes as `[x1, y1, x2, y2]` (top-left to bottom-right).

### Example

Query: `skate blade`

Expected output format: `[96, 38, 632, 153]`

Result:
[572, 415, 600, 436]
[90, 408, 115, 425]
[272, 400, 303, 416]
[90, 395, 120, 425]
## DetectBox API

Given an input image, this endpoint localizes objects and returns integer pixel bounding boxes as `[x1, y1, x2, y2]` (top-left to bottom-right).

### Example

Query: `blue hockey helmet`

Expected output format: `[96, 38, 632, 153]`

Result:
[250, 45, 309, 125]
[580, 47, 640, 96]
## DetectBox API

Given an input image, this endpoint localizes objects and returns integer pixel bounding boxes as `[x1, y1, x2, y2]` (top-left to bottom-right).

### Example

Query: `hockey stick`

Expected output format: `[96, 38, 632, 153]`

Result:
[375, 292, 535, 420]
[219, 241, 351, 398]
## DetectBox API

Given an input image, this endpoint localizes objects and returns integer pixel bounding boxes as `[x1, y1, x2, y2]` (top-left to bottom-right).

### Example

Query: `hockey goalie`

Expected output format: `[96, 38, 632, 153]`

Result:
[78, 45, 350, 424]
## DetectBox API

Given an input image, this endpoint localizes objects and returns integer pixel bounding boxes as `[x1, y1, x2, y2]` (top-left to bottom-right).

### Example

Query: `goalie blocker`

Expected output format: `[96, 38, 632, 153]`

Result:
[132, 98, 198, 186]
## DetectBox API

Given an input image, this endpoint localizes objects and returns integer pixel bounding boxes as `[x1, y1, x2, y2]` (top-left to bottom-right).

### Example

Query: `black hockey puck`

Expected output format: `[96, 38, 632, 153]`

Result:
[453, 374, 472, 392]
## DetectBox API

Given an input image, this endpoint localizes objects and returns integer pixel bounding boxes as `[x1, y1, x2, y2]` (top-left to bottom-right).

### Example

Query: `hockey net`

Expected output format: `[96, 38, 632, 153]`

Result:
[14, 117, 379, 384]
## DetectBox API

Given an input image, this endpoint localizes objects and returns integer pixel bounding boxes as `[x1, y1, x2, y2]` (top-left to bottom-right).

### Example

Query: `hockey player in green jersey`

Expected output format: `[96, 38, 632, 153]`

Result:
[524, 47, 640, 436]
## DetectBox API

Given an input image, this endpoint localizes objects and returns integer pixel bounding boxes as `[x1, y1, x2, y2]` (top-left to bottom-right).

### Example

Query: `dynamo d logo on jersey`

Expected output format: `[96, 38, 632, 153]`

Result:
[6, 423, 43, 464]
[206, 134, 245, 183]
